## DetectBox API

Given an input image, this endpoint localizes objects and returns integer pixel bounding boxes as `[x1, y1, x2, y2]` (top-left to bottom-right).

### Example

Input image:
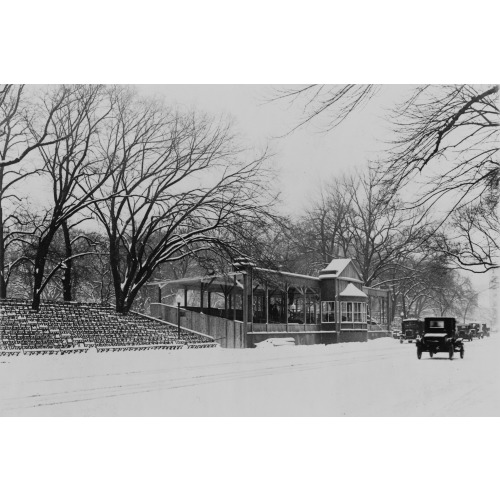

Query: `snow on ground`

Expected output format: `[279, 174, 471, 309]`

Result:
[0, 335, 499, 416]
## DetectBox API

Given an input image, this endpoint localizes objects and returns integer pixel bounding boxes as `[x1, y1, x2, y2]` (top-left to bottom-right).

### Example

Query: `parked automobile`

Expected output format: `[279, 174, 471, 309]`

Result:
[457, 323, 473, 341]
[400, 318, 423, 343]
[469, 328, 480, 339]
[457, 328, 471, 341]
[468, 323, 481, 339]
[416, 317, 464, 360]
[392, 329, 401, 339]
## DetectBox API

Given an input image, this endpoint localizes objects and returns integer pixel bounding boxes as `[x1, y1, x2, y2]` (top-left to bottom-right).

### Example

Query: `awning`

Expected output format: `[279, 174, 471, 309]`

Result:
[339, 283, 368, 298]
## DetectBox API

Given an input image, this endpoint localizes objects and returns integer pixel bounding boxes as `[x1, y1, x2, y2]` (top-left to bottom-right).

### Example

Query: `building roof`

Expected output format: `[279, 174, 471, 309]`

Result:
[339, 283, 368, 298]
[149, 275, 243, 291]
[321, 258, 351, 274]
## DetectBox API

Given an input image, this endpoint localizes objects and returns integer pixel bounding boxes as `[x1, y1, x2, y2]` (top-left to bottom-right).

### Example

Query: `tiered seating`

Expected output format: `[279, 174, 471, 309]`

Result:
[0, 299, 217, 356]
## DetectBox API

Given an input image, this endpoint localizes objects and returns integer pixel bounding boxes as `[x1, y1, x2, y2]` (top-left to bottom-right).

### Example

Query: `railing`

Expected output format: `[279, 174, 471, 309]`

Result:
[130, 310, 215, 342]
[251, 323, 322, 333]
[150, 303, 245, 348]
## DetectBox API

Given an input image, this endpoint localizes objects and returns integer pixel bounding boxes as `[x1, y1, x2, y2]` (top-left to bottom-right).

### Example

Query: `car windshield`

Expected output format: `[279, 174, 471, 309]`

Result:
[429, 320, 444, 328]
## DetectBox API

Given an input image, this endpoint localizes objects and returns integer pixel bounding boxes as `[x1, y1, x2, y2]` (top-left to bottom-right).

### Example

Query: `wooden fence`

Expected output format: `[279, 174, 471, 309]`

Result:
[150, 303, 245, 348]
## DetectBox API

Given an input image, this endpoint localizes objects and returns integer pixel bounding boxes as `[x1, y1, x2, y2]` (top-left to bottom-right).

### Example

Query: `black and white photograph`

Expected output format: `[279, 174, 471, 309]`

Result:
[1, 2, 498, 499]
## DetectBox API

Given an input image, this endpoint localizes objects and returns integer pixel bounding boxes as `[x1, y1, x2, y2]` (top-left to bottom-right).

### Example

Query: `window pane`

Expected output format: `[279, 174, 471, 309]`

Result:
[321, 301, 335, 323]
[347, 302, 352, 322]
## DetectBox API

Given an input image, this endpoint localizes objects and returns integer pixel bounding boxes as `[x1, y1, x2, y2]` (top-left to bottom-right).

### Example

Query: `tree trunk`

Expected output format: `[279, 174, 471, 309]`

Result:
[109, 237, 127, 313]
[32, 252, 48, 311]
[0, 203, 6, 299]
[31, 230, 56, 311]
[62, 220, 73, 301]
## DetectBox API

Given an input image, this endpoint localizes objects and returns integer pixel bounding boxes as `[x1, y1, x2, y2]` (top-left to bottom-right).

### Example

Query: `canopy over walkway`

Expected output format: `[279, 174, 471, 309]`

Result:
[148, 259, 392, 348]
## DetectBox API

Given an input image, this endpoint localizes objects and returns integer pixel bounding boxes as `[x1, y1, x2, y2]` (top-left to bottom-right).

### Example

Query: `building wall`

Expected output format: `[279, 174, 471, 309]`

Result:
[338, 262, 362, 281]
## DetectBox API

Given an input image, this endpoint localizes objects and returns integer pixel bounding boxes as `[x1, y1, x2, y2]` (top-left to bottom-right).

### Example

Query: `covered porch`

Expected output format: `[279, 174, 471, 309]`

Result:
[148, 267, 323, 337]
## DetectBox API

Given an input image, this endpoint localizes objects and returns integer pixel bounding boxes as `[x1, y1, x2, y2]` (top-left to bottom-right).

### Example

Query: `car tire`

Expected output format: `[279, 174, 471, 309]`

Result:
[429, 351, 433, 358]
[460, 348, 464, 359]
[417, 348, 422, 359]
[400, 338, 403, 344]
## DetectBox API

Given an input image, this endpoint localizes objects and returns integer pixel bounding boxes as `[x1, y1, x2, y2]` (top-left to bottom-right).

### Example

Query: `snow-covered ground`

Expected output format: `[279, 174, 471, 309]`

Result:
[1, 335, 499, 416]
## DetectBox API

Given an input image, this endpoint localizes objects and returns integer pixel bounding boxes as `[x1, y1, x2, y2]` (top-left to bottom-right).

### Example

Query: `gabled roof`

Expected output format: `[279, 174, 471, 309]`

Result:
[320, 258, 362, 280]
[321, 258, 352, 275]
[339, 283, 368, 298]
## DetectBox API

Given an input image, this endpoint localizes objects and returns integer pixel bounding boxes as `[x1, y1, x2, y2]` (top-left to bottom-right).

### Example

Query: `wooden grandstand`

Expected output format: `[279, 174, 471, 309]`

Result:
[0, 299, 217, 356]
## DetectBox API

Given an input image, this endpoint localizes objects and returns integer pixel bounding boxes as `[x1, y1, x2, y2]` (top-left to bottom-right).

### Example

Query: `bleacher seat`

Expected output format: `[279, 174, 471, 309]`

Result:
[0, 299, 215, 355]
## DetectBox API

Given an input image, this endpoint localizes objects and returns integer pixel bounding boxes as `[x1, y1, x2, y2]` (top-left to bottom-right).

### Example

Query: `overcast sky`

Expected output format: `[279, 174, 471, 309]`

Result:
[135, 84, 411, 213]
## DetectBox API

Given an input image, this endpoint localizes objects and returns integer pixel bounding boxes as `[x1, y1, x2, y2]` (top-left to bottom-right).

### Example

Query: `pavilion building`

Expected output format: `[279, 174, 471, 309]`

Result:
[149, 258, 391, 348]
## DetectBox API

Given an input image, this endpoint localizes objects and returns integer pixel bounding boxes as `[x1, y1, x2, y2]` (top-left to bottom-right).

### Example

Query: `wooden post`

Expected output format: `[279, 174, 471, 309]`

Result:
[177, 302, 181, 340]
[184, 288, 188, 307]
[303, 289, 307, 331]
[207, 288, 211, 337]
[285, 285, 289, 333]
[265, 282, 269, 332]
[158, 286, 162, 304]
[200, 283, 204, 312]
[242, 272, 248, 347]
[335, 278, 340, 343]
[249, 267, 253, 333]
[233, 275, 237, 347]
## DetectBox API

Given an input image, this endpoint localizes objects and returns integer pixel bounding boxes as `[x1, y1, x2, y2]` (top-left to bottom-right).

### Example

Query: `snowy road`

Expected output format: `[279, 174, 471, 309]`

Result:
[1, 336, 499, 416]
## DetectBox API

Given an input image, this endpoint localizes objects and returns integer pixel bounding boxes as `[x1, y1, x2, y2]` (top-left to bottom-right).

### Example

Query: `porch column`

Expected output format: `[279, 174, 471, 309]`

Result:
[335, 278, 340, 343]
[233, 275, 237, 346]
[303, 290, 307, 331]
[249, 267, 254, 333]
[265, 282, 269, 332]
[242, 272, 248, 346]
[285, 285, 289, 333]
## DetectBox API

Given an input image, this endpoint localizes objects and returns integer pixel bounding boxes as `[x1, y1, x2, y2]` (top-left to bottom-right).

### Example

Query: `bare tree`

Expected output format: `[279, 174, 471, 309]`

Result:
[294, 177, 354, 271]
[91, 91, 275, 313]
[334, 169, 429, 286]
[272, 84, 499, 271]
[0, 84, 71, 297]
[383, 84, 499, 271]
[270, 85, 377, 133]
[28, 85, 115, 310]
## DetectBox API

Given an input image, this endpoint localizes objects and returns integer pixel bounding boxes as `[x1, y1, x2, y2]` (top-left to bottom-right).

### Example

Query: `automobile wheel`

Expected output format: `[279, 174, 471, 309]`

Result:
[417, 348, 422, 359]
[460, 348, 464, 359]
[449, 346, 454, 360]
[400, 338, 403, 344]
[429, 351, 433, 358]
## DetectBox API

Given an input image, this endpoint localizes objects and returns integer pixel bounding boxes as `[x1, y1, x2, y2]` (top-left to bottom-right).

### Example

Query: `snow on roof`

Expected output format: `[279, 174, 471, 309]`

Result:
[321, 258, 353, 276]
[339, 283, 368, 298]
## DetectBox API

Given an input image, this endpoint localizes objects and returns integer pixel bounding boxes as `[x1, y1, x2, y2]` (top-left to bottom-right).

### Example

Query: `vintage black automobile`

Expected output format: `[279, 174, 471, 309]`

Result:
[400, 318, 423, 344]
[481, 324, 490, 337]
[468, 322, 481, 339]
[416, 317, 464, 360]
[457, 323, 472, 341]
